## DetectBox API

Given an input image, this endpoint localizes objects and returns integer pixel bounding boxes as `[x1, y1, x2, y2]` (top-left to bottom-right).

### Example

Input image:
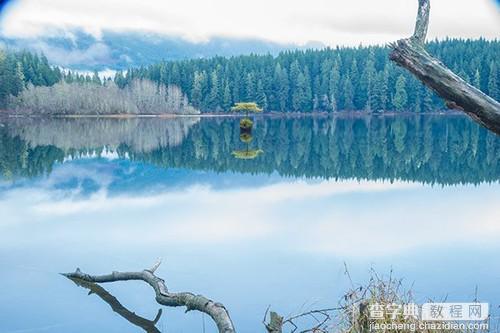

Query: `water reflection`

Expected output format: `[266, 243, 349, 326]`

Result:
[0, 115, 499, 333]
[0, 115, 498, 184]
[232, 131, 264, 160]
[68, 277, 162, 333]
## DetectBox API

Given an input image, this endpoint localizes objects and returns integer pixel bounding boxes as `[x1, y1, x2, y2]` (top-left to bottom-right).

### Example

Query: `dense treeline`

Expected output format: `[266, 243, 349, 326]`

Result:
[0, 49, 115, 107]
[127, 116, 499, 185]
[0, 50, 61, 106]
[1, 116, 498, 185]
[8, 79, 200, 115]
[117, 39, 499, 113]
[0, 50, 199, 114]
[1, 39, 499, 113]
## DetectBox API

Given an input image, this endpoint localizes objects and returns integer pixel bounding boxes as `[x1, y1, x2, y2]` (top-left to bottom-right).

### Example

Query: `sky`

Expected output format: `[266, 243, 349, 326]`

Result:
[0, 0, 499, 46]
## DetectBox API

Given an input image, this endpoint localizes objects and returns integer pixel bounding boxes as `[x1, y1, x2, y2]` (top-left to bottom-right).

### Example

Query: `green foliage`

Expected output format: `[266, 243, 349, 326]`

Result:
[239, 117, 254, 129]
[116, 39, 499, 113]
[0, 49, 61, 106]
[231, 148, 264, 160]
[239, 133, 253, 143]
[1, 39, 499, 113]
[231, 102, 263, 113]
[392, 75, 408, 111]
[488, 61, 498, 100]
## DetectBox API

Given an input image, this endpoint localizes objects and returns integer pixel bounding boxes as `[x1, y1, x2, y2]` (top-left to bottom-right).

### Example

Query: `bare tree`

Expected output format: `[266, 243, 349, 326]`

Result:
[389, 0, 500, 134]
[8, 79, 200, 115]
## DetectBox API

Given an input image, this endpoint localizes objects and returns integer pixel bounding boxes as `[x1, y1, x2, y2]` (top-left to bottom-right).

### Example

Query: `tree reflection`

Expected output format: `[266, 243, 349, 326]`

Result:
[0, 115, 498, 185]
[232, 130, 264, 160]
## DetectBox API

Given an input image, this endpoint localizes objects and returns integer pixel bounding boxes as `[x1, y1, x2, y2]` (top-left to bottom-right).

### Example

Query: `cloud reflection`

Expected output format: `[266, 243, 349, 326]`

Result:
[0, 168, 498, 258]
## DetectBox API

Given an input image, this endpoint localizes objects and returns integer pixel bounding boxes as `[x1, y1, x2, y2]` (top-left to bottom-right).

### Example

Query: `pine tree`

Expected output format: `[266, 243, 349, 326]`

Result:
[114, 71, 126, 88]
[423, 88, 433, 112]
[488, 61, 498, 100]
[328, 59, 340, 112]
[208, 70, 220, 110]
[350, 59, 359, 109]
[92, 70, 101, 85]
[380, 65, 390, 110]
[256, 79, 267, 110]
[319, 59, 332, 107]
[473, 69, 481, 90]
[245, 72, 256, 102]
[371, 72, 384, 112]
[191, 71, 205, 107]
[222, 81, 232, 111]
[292, 72, 305, 111]
[302, 67, 313, 111]
[393, 75, 408, 111]
[13, 61, 25, 95]
[274, 63, 289, 112]
[343, 74, 354, 111]
[363, 51, 377, 111]
[414, 86, 422, 113]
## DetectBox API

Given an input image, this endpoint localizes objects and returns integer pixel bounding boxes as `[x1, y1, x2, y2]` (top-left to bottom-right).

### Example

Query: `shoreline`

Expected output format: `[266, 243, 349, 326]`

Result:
[0, 110, 467, 119]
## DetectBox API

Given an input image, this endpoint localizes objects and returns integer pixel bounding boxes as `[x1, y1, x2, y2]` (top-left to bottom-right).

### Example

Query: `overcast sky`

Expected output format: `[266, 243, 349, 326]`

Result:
[0, 0, 499, 46]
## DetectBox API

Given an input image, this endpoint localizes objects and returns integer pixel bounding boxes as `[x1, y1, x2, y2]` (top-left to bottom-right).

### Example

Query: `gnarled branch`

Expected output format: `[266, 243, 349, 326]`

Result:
[390, 0, 500, 134]
[62, 260, 236, 333]
[67, 276, 163, 333]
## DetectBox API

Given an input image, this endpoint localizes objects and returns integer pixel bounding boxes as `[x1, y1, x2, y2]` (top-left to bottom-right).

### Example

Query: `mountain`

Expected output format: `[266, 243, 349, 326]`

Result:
[0, 29, 321, 70]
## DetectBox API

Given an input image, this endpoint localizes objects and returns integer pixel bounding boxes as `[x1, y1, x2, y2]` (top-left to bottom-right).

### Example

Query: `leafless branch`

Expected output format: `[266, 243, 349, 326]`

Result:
[67, 276, 163, 333]
[62, 262, 236, 333]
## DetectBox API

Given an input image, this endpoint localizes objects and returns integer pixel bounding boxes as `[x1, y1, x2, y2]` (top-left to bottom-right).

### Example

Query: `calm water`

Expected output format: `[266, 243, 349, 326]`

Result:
[0, 115, 499, 333]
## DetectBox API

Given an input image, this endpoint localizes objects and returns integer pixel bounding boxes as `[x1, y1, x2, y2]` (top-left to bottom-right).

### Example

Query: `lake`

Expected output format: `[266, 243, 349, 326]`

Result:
[0, 114, 499, 333]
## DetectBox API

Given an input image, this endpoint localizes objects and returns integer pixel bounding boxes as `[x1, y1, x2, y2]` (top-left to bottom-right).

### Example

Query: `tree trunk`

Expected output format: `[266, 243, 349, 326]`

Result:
[389, 0, 500, 134]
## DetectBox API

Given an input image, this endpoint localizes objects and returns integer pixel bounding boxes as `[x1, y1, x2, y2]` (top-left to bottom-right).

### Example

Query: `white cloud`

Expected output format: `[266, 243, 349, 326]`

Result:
[30, 41, 112, 67]
[1, 0, 499, 46]
[28, 179, 418, 216]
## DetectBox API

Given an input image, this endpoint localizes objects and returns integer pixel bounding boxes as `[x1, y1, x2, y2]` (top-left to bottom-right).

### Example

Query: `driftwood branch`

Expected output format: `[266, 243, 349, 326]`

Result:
[62, 260, 236, 333]
[390, 0, 500, 134]
[63, 261, 341, 333]
[67, 276, 163, 333]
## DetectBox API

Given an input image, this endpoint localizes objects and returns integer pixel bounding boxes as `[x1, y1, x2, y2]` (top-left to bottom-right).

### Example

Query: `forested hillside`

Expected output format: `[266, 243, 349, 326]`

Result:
[1, 39, 499, 113]
[118, 39, 499, 113]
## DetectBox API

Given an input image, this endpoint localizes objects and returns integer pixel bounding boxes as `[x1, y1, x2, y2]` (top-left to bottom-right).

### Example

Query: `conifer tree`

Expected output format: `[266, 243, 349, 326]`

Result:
[393, 75, 408, 111]
[343, 74, 354, 111]
[488, 61, 498, 100]
[473, 69, 481, 90]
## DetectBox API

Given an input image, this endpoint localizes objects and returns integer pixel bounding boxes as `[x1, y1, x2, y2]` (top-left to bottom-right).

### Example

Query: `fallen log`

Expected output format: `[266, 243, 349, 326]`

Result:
[389, 0, 500, 134]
